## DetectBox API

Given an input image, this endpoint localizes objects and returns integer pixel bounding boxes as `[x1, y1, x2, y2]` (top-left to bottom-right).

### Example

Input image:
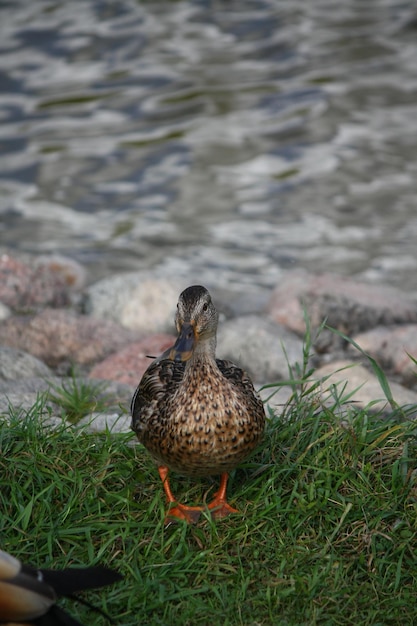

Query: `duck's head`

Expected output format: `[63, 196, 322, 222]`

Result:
[169, 285, 218, 362]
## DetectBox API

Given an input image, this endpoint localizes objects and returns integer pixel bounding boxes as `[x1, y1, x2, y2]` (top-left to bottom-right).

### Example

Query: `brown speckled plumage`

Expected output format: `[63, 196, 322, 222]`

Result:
[130, 285, 265, 522]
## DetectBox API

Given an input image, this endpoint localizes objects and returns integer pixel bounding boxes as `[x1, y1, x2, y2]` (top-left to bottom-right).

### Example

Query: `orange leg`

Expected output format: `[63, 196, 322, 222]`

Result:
[158, 466, 203, 524]
[207, 472, 239, 519]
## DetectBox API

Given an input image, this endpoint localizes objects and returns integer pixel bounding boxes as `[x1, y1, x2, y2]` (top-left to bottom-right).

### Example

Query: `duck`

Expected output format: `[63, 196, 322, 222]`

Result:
[0, 548, 122, 625]
[131, 284, 265, 524]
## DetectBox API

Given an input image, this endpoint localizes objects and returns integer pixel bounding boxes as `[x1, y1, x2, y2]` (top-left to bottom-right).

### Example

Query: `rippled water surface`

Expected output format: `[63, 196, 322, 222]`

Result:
[1, 0, 417, 295]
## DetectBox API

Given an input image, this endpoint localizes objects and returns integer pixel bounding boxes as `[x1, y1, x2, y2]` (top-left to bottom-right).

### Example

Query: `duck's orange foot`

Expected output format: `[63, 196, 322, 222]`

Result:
[165, 503, 203, 525]
[206, 472, 239, 520]
[208, 499, 239, 520]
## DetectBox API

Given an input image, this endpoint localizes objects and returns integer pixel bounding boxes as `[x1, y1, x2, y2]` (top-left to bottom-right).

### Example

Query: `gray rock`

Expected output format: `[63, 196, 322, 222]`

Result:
[0, 376, 134, 420]
[0, 393, 64, 427]
[0, 376, 64, 395]
[217, 314, 304, 384]
[89, 378, 135, 412]
[267, 270, 417, 348]
[0, 382, 62, 422]
[78, 412, 131, 434]
[259, 384, 293, 416]
[0, 347, 52, 381]
[351, 325, 417, 388]
[312, 359, 417, 415]
[84, 272, 183, 333]
[0, 301, 11, 321]
[0, 377, 64, 424]
[211, 286, 270, 318]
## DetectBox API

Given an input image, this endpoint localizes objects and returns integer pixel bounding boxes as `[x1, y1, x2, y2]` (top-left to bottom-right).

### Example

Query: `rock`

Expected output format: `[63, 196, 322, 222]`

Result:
[211, 286, 270, 318]
[84, 273, 183, 333]
[78, 412, 131, 434]
[351, 325, 417, 387]
[0, 302, 11, 321]
[266, 270, 417, 350]
[312, 359, 417, 415]
[34, 254, 87, 290]
[0, 376, 134, 422]
[266, 270, 314, 335]
[0, 253, 82, 311]
[89, 379, 136, 411]
[0, 392, 63, 428]
[0, 391, 49, 418]
[0, 347, 52, 380]
[0, 376, 69, 419]
[0, 375, 66, 395]
[0, 376, 63, 419]
[217, 315, 304, 384]
[259, 384, 293, 414]
[89, 333, 175, 386]
[0, 308, 137, 367]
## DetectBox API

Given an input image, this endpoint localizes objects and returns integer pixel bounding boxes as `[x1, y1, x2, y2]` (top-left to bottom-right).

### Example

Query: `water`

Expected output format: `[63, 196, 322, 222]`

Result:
[1, 0, 417, 297]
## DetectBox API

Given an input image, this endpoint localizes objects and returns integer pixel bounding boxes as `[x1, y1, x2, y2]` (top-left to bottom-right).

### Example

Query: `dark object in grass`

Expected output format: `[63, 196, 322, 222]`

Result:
[131, 285, 265, 524]
[0, 549, 122, 625]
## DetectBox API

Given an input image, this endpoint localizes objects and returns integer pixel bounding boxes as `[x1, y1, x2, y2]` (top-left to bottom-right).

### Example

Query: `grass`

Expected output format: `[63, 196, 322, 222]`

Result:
[48, 371, 110, 423]
[1, 330, 417, 625]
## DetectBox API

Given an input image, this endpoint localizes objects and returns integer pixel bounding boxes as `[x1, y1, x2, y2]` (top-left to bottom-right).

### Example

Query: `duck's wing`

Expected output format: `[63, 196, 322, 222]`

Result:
[215, 358, 265, 442]
[130, 359, 185, 433]
[216, 359, 262, 404]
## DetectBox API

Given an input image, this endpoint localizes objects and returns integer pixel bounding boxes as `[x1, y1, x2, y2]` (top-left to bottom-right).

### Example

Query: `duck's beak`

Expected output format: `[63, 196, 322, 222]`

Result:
[169, 322, 195, 362]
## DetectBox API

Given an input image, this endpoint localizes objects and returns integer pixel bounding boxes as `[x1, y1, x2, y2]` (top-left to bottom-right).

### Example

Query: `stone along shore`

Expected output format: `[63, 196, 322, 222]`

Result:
[0, 251, 417, 432]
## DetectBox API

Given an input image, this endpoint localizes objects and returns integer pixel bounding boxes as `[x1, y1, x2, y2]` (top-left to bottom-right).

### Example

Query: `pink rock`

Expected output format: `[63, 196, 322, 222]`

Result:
[0, 253, 82, 311]
[352, 325, 417, 387]
[34, 254, 87, 290]
[0, 308, 137, 367]
[267, 270, 417, 337]
[266, 270, 312, 334]
[89, 333, 175, 386]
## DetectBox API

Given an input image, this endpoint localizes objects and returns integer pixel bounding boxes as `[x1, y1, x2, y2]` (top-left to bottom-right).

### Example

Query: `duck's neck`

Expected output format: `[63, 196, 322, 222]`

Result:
[186, 335, 217, 367]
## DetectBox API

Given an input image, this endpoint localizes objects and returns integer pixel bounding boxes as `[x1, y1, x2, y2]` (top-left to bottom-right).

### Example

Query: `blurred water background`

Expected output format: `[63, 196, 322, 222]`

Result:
[1, 0, 417, 298]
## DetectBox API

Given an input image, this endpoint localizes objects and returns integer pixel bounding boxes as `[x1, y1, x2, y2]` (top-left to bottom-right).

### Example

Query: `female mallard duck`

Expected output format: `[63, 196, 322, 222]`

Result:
[131, 285, 265, 524]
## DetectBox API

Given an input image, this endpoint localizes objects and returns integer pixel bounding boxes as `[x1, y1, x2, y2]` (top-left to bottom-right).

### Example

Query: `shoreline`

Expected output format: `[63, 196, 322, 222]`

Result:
[0, 250, 416, 427]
